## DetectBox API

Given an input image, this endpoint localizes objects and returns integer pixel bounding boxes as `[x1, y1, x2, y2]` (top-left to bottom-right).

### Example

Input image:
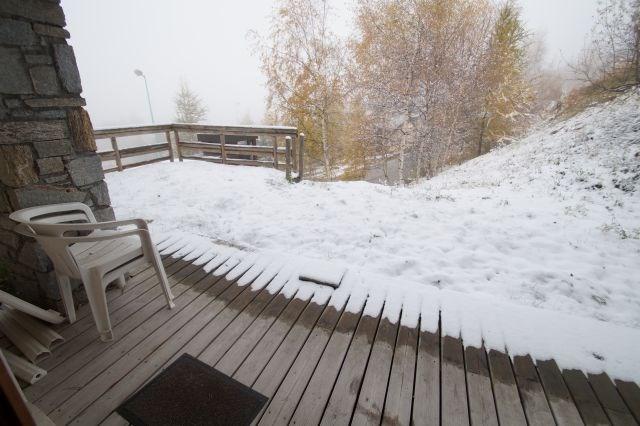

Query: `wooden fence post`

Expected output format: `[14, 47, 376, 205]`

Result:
[220, 132, 227, 164]
[165, 131, 175, 162]
[173, 130, 182, 161]
[285, 136, 292, 181]
[291, 134, 297, 173]
[273, 136, 278, 170]
[296, 133, 304, 182]
[110, 137, 123, 171]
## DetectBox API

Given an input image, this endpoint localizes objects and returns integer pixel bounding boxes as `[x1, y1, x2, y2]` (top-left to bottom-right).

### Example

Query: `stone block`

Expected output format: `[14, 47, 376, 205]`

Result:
[53, 44, 82, 94]
[68, 108, 96, 152]
[4, 98, 22, 108]
[43, 174, 68, 184]
[0, 0, 66, 27]
[35, 109, 67, 119]
[9, 109, 33, 119]
[36, 271, 60, 299]
[37, 157, 64, 174]
[23, 97, 85, 108]
[89, 180, 111, 206]
[25, 54, 52, 65]
[33, 138, 72, 157]
[33, 23, 70, 39]
[67, 155, 103, 187]
[0, 120, 68, 144]
[0, 191, 10, 213]
[29, 65, 60, 95]
[94, 206, 115, 222]
[19, 241, 52, 272]
[0, 229, 20, 248]
[0, 18, 36, 45]
[0, 145, 38, 187]
[8, 185, 86, 209]
[0, 47, 32, 94]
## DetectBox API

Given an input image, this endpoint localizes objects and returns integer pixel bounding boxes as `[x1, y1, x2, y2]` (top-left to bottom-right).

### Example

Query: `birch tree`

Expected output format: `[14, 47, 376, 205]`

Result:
[174, 81, 207, 123]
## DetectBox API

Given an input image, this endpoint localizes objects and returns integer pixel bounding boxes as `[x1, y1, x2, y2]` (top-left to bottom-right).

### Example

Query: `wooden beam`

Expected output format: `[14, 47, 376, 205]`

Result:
[174, 130, 182, 162]
[273, 136, 278, 170]
[285, 136, 292, 181]
[220, 133, 227, 164]
[165, 131, 175, 162]
[110, 137, 123, 172]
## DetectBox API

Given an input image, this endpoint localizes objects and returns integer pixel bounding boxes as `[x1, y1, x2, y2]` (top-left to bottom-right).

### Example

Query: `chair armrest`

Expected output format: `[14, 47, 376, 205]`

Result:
[53, 228, 151, 244]
[22, 218, 150, 234]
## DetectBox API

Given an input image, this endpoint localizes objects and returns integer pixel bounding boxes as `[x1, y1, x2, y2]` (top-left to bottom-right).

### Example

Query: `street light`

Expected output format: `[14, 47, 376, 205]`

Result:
[134, 69, 155, 124]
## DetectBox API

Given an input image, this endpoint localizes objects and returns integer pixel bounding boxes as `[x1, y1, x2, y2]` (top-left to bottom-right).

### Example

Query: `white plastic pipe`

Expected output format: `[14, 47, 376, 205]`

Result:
[0, 289, 65, 324]
[0, 310, 50, 363]
[1, 349, 47, 385]
[6, 308, 64, 349]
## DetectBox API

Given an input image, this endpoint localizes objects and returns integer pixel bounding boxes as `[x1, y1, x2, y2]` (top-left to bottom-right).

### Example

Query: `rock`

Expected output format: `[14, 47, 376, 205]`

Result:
[0, 47, 33, 94]
[0, 145, 39, 187]
[29, 65, 61, 95]
[68, 108, 96, 152]
[24, 97, 85, 108]
[0, 229, 20, 248]
[19, 242, 52, 272]
[67, 155, 104, 186]
[33, 23, 70, 39]
[93, 206, 116, 222]
[37, 157, 64, 174]
[53, 44, 82, 94]
[8, 185, 86, 209]
[0, 191, 10, 213]
[43, 174, 68, 184]
[89, 180, 111, 206]
[35, 109, 67, 119]
[4, 98, 22, 108]
[0, 120, 68, 144]
[25, 54, 52, 65]
[0, 18, 36, 45]
[0, 0, 66, 27]
[33, 138, 72, 157]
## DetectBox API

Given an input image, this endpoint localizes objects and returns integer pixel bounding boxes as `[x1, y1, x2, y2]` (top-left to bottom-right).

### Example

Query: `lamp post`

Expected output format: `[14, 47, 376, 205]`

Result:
[134, 69, 155, 124]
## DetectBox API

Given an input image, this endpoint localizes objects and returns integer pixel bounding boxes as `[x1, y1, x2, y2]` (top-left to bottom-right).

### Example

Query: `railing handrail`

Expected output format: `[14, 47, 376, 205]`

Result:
[93, 122, 304, 181]
[93, 123, 298, 138]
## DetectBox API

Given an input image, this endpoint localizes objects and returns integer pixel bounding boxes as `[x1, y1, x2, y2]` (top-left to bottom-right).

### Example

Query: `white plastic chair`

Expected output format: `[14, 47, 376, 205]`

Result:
[9, 202, 174, 342]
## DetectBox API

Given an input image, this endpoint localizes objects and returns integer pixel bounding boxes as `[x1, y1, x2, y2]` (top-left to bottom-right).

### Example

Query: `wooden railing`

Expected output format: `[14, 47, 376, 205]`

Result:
[93, 123, 304, 181]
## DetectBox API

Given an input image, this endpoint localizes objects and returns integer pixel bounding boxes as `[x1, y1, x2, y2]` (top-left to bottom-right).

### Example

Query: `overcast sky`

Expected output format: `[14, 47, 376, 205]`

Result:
[61, 0, 600, 128]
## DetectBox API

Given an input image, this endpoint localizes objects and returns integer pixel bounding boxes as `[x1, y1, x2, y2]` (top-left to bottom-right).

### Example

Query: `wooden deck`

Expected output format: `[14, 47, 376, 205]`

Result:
[13, 252, 640, 425]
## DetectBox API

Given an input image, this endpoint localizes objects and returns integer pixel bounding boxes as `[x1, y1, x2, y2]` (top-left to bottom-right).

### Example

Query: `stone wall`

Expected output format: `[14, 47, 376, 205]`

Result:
[0, 0, 113, 309]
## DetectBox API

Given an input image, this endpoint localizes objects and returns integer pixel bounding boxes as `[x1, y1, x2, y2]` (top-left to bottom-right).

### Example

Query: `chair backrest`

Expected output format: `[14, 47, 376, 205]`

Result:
[9, 203, 97, 278]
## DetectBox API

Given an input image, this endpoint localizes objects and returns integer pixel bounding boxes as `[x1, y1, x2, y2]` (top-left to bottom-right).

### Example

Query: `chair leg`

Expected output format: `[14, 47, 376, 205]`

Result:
[150, 249, 175, 309]
[56, 273, 76, 323]
[116, 274, 126, 294]
[83, 271, 113, 342]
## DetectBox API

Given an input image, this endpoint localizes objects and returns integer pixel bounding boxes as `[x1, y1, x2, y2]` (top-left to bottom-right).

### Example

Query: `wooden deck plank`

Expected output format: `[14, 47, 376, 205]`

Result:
[488, 349, 527, 426]
[536, 359, 584, 426]
[382, 322, 419, 426]
[46, 272, 234, 424]
[615, 380, 640, 423]
[513, 355, 555, 425]
[563, 369, 610, 425]
[26, 260, 204, 404]
[72, 280, 264, 425]
[412, 326, 440, 426]
[465, 346, 498, 426]
[232, 297, 317, 387]
[215, 292, 300, 376]
[320, 310, 381, 426]
[588, 373, 637, 425]
[351, 312, 400, 426]
[441, 335, 469, 426]
[197, 286, 279, 366]
[289, 306, 363, 425]
[257, 302, 346, 425]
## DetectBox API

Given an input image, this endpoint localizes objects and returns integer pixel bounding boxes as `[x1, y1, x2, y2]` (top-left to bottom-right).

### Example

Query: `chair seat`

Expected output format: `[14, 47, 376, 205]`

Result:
[70, 232, 144, 272]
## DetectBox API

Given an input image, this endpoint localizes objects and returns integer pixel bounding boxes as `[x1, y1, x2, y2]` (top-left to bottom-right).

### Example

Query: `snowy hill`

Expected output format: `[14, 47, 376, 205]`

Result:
[108, 90, 640, 329]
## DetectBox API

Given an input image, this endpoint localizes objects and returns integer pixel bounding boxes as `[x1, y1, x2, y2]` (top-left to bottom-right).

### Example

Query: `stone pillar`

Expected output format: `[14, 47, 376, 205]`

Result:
[0, 0, 114, 310]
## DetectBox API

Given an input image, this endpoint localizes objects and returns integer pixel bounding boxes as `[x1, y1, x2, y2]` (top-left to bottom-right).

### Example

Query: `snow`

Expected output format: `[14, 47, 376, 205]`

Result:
[108, 90, 640, 381]
[298, 260, 346, 288]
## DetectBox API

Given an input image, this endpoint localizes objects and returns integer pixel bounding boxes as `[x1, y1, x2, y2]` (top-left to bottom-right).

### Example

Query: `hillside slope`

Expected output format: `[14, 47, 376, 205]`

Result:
[107, 90, 640, 330]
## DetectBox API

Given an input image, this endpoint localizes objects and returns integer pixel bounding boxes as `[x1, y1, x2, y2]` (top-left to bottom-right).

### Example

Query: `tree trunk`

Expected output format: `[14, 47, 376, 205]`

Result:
[398, 131, 406, 185]
[321, 114, 330, 179]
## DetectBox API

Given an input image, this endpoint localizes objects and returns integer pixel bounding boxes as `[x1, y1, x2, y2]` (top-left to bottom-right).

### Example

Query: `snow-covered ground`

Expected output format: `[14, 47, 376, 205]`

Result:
[107, 91, 640, 379]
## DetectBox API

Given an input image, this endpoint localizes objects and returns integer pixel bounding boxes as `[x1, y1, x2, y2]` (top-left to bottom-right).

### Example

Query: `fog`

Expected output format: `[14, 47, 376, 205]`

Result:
[61, 0, 600, 129]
